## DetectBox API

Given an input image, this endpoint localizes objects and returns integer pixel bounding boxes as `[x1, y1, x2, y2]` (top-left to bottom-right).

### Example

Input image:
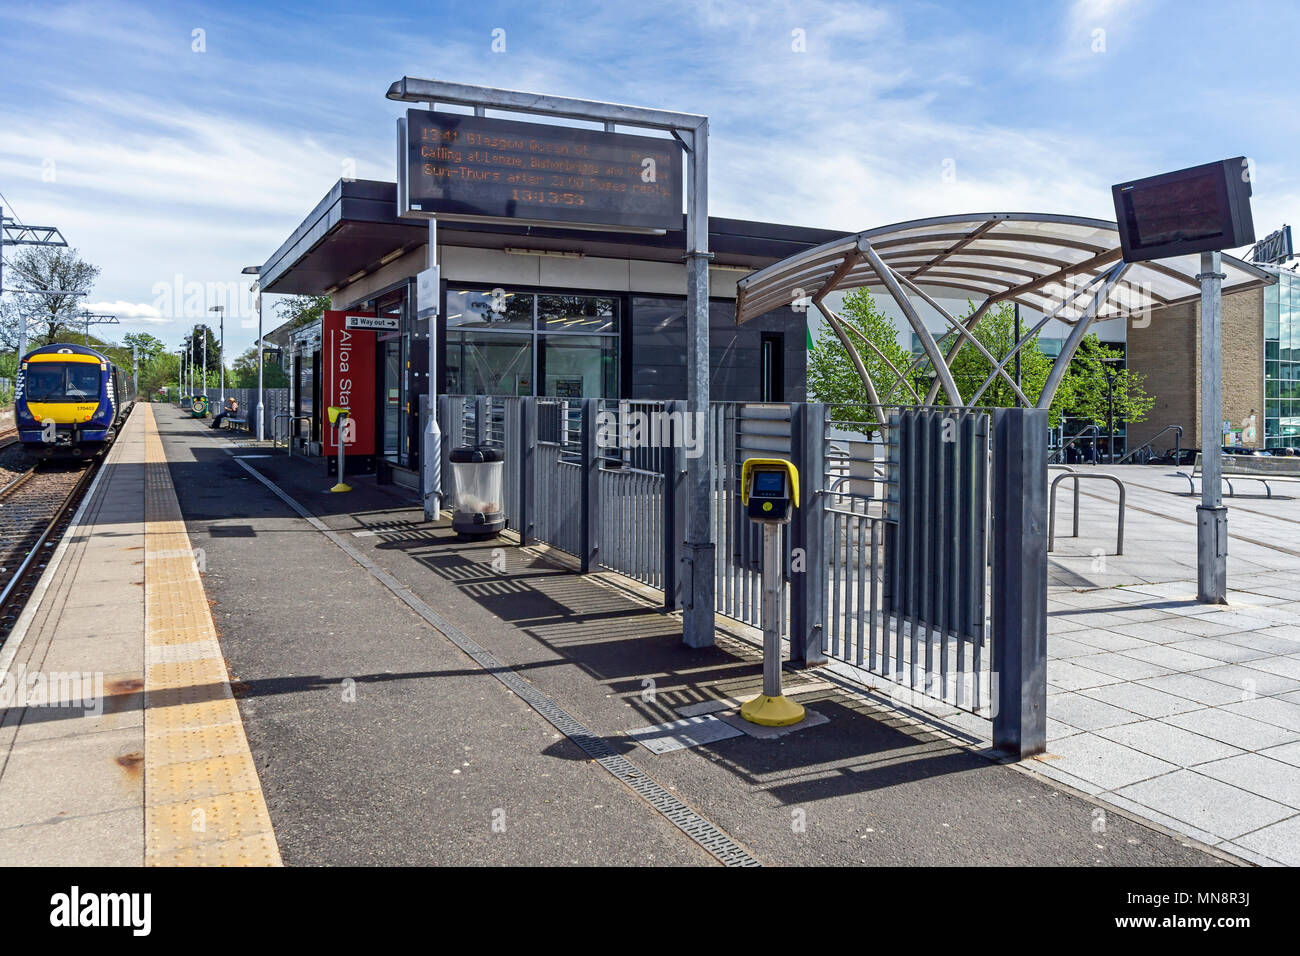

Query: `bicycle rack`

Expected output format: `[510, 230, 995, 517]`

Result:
[1051, 424, 1100, 464]
[1049, 472, 1125, 555]
[273, 414, 312, 457]
[1116, 424, 1183, 466]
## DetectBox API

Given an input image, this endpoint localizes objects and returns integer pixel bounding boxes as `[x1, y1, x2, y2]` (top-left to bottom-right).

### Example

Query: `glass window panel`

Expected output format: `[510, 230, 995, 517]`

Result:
[538, 294, 618, 334]
[1283, 286, 1296, 351]
[538, 334, 617, 398]
[445, 289, 534, 330]
[1265, 278, 1280, 340]
[1266, 341, 1280, 361]
[446, 331, 534, 396]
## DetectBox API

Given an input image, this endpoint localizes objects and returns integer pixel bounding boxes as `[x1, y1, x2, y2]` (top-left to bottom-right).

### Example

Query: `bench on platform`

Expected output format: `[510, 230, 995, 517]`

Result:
[1179, 452, 1300, 497]
[220, 416, 249, 432]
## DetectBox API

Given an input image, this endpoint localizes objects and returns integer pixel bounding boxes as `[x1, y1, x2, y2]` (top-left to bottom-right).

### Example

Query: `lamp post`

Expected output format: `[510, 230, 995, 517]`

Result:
[1102, 359, 1121, 464]
[209, 305, 225, 403]
[242, 266, 264, 441]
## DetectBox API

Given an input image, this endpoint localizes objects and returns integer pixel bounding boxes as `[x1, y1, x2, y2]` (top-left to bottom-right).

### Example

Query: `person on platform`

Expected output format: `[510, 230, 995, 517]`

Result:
[210, 397, 238, 429]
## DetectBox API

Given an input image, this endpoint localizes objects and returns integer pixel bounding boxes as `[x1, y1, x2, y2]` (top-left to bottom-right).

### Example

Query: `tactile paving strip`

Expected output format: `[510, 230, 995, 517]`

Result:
[141, 405, 282, 866]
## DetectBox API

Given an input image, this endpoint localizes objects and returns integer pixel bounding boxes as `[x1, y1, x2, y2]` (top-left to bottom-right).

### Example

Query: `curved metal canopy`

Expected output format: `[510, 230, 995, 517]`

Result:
[735, 212, 1271, 325]
[734, 212, 1274, 417]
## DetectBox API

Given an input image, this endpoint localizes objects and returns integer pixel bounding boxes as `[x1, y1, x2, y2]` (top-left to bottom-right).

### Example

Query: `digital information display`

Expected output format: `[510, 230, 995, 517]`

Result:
[1112, 158, 1254, 263]
[399, 109, 682, 231]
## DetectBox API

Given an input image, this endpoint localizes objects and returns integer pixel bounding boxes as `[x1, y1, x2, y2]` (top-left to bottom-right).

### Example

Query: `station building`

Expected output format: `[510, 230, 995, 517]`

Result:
[259, 178, 844, 485]
[258, 176, 1289, 472]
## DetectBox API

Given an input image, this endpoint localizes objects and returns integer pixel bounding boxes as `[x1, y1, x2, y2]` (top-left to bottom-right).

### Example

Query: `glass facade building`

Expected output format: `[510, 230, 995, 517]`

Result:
[1264, 269, 1299, 449]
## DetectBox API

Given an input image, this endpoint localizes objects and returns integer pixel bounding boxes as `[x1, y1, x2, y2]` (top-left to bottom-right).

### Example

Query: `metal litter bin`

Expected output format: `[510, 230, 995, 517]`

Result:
[449, 445, 506, 536]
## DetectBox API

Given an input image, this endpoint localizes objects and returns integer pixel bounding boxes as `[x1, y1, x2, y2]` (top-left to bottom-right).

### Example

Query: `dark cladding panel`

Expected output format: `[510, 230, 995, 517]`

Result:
[630, 297, 806, 402]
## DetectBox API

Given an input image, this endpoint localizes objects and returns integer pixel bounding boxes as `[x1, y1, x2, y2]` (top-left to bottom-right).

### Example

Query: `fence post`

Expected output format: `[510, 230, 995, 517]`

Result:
[790, 403, 827, 666]
[475, 395, 488, 445]
[662, 400, 687, 610]
[579, 398, 599, 573]
[518, 398, 536, 546]
[991, 407, 1048, 759]
[436, 395, 451, 508]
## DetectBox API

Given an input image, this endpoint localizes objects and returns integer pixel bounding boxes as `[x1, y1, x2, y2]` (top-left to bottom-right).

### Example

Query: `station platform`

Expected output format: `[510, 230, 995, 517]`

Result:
[0, 402, 1250, 866]
[0, 405, 280, 864]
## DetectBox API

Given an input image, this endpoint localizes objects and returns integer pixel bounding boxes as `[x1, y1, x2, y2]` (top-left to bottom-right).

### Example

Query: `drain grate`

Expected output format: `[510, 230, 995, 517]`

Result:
[234, 457, 761, 868]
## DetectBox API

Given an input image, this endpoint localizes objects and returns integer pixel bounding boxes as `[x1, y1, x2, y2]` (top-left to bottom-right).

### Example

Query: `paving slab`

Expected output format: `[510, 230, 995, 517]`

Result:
[1163, 708, 1298, 751]
[1193, 752, 1300, 809]
[1045, 732, 1179, 791]
[1114, 770, 1294, 842]
[1095, 721, 1243, 767]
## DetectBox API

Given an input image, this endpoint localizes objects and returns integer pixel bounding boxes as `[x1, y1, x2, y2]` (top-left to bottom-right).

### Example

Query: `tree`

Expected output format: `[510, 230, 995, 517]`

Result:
[806, 288, 922, 435]
[940, 302, 1065, 425]
[123, 331, 166, 363]
[0, 246, 99, 348]
[182, 326, 222, 387]
[231, 346, 288, 388]
[1057, 335, 1155, 429]
[275, 293, 330, 331]
[805, 294, 1148, 436]
[138, 351, 180, 399]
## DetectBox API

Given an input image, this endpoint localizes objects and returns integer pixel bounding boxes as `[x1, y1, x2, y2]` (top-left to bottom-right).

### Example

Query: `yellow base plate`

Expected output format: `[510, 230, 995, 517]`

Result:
[329, 482, 352, 493]
[739, 694, 805, 727]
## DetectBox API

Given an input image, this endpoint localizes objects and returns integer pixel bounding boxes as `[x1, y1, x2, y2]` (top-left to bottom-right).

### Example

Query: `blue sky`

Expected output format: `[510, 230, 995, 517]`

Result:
[0, 0, 1296, 357]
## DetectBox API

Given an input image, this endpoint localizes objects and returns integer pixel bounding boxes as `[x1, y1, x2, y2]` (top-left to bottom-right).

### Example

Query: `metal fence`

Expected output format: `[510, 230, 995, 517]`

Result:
[436, 394, 1047, 754]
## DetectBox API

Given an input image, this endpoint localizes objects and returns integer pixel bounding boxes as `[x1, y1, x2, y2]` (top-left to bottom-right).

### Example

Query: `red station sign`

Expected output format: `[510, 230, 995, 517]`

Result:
[322, 310, 376, 457]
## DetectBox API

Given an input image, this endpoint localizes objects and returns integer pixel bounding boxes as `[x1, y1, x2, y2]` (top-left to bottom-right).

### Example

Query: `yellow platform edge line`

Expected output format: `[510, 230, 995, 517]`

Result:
[140, 404, 283, 867]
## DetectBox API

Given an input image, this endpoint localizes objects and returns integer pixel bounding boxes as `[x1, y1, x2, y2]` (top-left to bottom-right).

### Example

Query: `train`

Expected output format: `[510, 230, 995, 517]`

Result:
[14, 343, 134, 459]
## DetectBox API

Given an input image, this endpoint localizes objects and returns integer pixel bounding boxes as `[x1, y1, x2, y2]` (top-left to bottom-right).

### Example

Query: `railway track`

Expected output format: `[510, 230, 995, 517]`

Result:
[0, 435, 100, 642]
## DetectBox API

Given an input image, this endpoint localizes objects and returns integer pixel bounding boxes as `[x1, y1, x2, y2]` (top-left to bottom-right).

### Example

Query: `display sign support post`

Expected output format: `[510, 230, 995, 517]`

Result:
[1197, 251, 1228, 604]
[681, 122, 715, 649]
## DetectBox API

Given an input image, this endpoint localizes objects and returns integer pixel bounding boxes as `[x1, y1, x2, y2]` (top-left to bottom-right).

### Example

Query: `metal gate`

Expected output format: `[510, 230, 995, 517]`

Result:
[819, 407, 992, 714]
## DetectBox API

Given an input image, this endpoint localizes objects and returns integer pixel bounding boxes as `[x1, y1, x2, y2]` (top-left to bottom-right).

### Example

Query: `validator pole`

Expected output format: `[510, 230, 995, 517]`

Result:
[385, 78, 715, 647]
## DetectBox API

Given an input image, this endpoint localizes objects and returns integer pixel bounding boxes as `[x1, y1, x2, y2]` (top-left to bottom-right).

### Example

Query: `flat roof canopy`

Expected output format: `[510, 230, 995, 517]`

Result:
[260, 179, 850, 297]
[735, 212, 1272, 324]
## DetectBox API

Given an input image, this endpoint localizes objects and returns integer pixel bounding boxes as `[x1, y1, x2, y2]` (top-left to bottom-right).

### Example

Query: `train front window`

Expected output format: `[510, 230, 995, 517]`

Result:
[25, 363, 101, 401]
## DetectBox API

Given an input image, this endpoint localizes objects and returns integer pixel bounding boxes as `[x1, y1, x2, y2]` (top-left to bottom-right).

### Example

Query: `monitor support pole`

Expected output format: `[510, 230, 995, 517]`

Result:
[1197, 251, 1228, 604]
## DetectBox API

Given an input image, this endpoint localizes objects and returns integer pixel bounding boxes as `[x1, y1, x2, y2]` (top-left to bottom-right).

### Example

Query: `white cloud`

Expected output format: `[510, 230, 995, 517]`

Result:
[83, 300, 167, 322]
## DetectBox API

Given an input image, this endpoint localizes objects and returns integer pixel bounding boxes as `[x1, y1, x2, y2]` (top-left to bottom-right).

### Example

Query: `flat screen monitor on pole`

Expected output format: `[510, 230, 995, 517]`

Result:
[1112, 157, 1255, 263]
[397, 109, 682, 232]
